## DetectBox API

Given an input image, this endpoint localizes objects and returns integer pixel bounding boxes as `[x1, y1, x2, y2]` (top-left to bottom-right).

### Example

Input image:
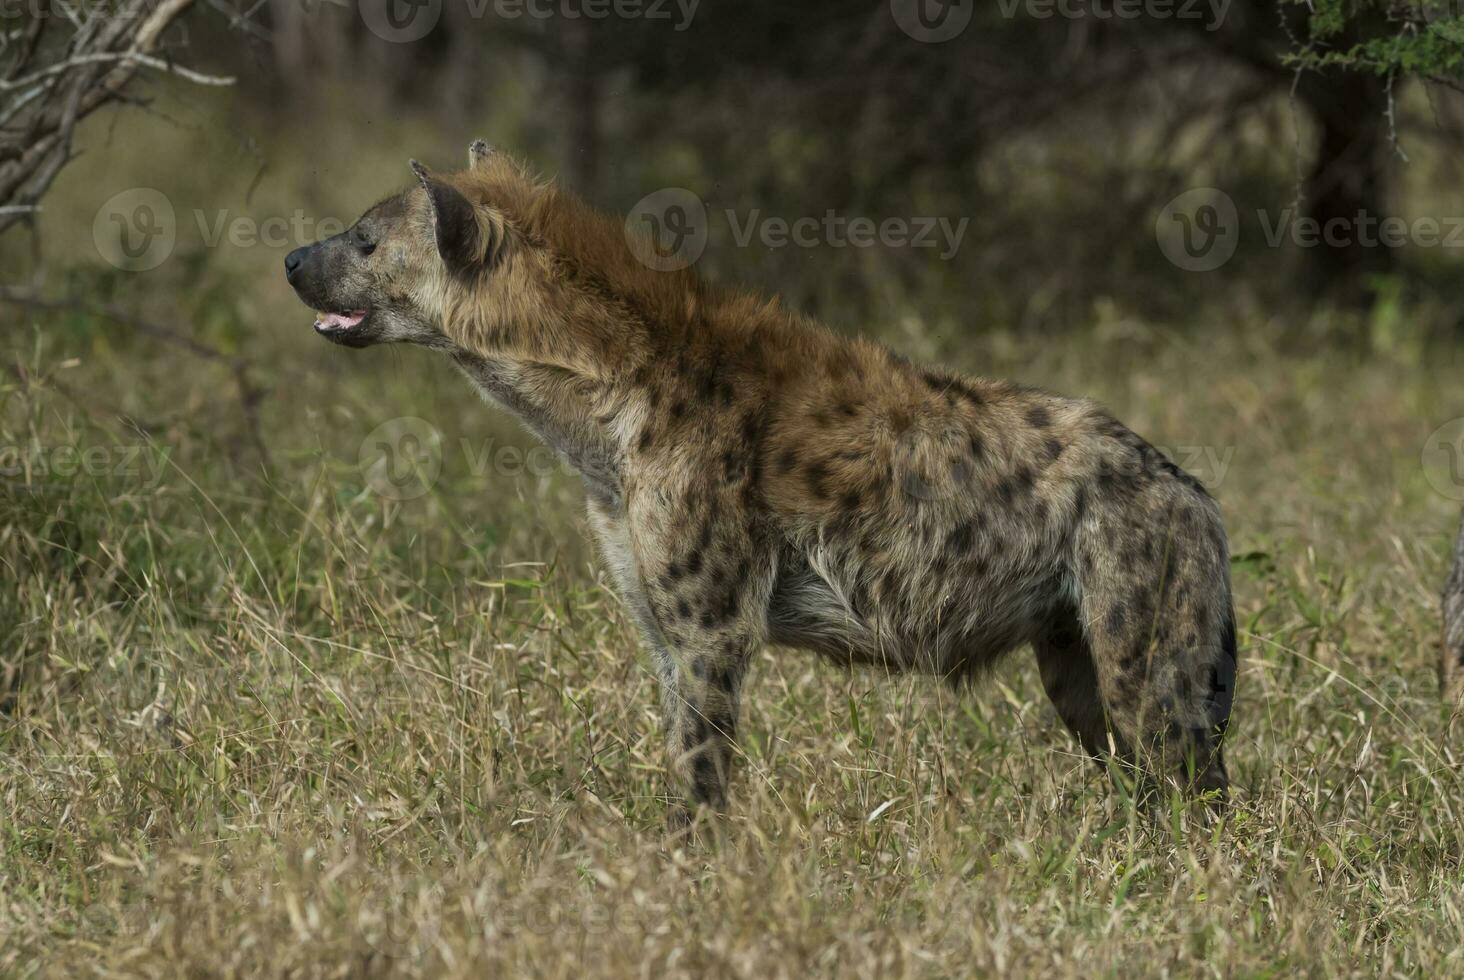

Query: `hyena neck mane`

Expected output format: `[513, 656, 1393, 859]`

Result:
[444, 175, 821, 504]
[448, 178, 798, 375]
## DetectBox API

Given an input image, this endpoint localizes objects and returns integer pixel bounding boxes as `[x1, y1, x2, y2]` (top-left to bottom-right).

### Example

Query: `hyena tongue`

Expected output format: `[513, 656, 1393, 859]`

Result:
[315, 311, 366, 330]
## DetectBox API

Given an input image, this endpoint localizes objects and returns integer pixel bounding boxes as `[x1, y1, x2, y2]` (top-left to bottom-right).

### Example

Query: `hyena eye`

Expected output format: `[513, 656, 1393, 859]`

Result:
[354, 227, 377, 256]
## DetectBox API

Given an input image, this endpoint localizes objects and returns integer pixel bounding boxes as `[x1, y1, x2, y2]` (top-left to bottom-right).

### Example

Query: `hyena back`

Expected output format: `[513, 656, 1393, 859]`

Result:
[284, 141, 1237, 816]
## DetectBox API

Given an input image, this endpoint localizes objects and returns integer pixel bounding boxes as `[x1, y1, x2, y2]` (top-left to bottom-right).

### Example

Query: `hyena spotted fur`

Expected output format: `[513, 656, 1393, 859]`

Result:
[284, 141, 1238, 816]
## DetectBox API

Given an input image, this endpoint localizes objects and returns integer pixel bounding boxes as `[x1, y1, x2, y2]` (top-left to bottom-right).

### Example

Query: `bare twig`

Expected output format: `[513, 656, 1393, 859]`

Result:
[1384, 70, 1410, 163]
[0, 50, 234, 93]
[0, 287, 273, 468]
[0, 0, 249, 237]
[0, 286, 234, 363]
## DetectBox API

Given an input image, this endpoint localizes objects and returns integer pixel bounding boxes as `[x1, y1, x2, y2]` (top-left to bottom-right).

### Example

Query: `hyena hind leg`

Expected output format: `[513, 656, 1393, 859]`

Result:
[1078, 587, 1235, 802]
[1068, 509, 1236, 802]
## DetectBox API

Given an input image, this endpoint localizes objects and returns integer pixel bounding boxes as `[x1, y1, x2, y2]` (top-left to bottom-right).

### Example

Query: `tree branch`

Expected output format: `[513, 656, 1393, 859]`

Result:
[0, 0, 247, 237]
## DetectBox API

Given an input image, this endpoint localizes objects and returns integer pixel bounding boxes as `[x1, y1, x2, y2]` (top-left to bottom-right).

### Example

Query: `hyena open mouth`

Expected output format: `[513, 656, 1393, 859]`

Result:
[282, 140, 1238, 823]
[313, 309, 368, 336]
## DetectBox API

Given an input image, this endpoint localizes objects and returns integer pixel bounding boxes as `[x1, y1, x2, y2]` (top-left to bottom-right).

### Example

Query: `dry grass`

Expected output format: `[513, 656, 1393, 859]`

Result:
[4, 300, 1464, 978]
[3, 97, 1464, 977]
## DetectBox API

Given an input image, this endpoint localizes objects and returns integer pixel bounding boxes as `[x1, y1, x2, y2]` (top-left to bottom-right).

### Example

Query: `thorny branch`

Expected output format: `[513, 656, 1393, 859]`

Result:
[0, 0, 237, 237]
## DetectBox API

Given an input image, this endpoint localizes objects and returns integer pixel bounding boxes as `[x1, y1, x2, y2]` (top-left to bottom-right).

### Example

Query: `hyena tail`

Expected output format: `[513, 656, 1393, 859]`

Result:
[1045, 496, 1236, 799]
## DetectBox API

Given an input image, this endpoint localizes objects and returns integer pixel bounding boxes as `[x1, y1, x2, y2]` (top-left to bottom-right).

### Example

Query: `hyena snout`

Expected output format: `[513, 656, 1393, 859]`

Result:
[283, 240, 336, 305]
[283, 241, 336, 295]
[284, 239, 378, 346]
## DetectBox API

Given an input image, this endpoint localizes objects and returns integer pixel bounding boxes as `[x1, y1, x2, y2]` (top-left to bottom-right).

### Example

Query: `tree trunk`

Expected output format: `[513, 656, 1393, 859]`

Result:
[1295, 71, 1396, 307]
[1189, 1, 1398, 308]
[1443, 506, 1464, 698]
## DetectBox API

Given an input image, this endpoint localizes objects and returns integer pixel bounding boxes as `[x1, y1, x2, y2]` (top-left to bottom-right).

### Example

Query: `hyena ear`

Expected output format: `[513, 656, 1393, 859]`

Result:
[410, 159, 505, 275]
[468, 139, 494, 170]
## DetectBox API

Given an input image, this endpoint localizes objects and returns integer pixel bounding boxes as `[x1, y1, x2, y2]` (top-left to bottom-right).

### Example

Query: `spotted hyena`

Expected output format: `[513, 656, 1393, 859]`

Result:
[284, 141, 1237, 817]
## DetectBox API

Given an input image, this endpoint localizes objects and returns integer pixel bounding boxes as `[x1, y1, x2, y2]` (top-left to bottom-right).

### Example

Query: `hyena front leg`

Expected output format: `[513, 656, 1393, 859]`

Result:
[637, 518, 773, 818]
[659, 630, 757, 814]
[589, 493, 770, 818]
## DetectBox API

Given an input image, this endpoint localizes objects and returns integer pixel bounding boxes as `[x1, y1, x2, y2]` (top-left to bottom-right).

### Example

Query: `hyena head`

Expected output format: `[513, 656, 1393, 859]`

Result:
[283, 140, 541, 351]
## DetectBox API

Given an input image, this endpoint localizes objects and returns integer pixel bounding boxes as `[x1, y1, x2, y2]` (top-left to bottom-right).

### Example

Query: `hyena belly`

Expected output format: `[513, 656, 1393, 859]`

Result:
[767, 542, 1065, 679]
[766, 502, 1078, 683]
[762, 377, 1088, 680]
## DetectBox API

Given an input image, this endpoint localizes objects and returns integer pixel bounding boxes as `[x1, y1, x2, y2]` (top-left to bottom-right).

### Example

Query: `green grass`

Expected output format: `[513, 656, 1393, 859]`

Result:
[4, 291, 1464, 977]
